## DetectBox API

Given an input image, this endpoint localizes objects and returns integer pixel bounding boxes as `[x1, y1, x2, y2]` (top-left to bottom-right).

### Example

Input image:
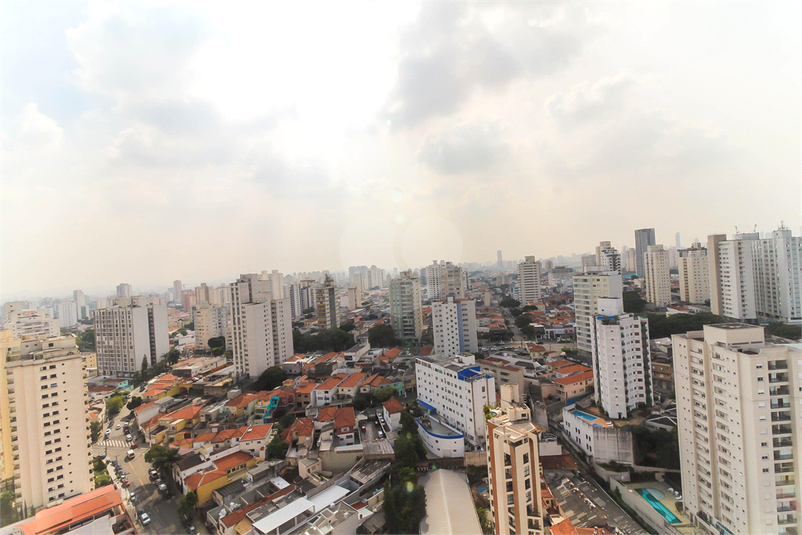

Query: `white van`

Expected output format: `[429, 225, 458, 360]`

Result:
[126, 450, 135, 460]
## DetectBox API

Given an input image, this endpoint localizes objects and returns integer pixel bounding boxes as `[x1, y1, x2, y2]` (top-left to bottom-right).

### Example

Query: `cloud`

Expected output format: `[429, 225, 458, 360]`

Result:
[4, 103, 65, 156]
[417, 122, 509, 174]
[382, 4, 595, 128]
[544, 72, 638, 125]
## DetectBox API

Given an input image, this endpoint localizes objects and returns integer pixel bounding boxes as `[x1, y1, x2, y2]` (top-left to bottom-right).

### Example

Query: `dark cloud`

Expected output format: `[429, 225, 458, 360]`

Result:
[383, 4, 589, 128]
[417, 122, 509, 174]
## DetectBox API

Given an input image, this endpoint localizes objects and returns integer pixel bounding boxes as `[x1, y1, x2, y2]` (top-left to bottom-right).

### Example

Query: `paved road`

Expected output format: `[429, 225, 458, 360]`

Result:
[93, 405, 192, 534]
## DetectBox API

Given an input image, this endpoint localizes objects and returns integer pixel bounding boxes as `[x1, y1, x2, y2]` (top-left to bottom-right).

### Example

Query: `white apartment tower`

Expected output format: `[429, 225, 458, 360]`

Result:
[644, 244, 671, 307]
[173, 280, 183, 306]
[93, 300, 169, 377]
[73, 290, 87, 320]
[486, 384, 546, 535]
[286, 283, 303, 319]
[416, 353, 495, 447]
[678, 244, 711, 304]
[3, 309, 60, 339]
[116, 283, 132, 299]
[5, 335, 93, 511]
[345, 286, 362, 310]
[573, 272, 623, 354]
[228, 274, 293, 378]
[673, 324, 801, 535]
[591, 298, 653, 419]
[389, 270, 423, 344]
[595, 241, 622, 274]
[54, 301, 78, 328]
[425, 261, 468, 301]
[432, 296, 478, 357]
[709, 228, 802, 323]
[517, 256, 543, 305]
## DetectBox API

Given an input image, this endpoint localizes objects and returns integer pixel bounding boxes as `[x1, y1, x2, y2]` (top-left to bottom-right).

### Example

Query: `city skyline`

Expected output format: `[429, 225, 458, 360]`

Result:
[2, 2, 799, 299]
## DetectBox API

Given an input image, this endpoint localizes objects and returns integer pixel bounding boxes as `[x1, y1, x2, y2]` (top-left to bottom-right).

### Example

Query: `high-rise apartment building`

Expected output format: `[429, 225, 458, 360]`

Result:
[315, 275, 338, 330]
[182, 290, 197, 312]
[634, 228, 656, 277]
[345, 286, 362, 311]
[678, 244, 710, 304]
[591, 298, 653, 419]
[389, 270, 422, 344]
[367, 265, 385, 290]
[93, 300, 168, 377]
[425, 260, 468, 301]
[173, 280, 183, 307]
[625, 248, 637, 273]
[116, 283, 132, 299]
[73, 290, 87, 320]
[195, 283, 221, 305]
[595, 242, 622, 274]
[5, 334, 93, 511]
[486, 384, 546, 535]
[517, 256, 543, 305]
[644, 244, 671, 307]
[2, 309, 60, 339]
[673, 324, 801, 535]
[228, 274, 293, 378]
[497, 250, 503, 271]
[286, 283, 303, 319]
[1, 302, 26, 325]
[54, 301, 78, 328]
[432, 296, 478, 357]
[416, 353, 494, 447]
[573, 272, 623, 354]
[708, 228, 802, 323]
[192, 303, 228, 349]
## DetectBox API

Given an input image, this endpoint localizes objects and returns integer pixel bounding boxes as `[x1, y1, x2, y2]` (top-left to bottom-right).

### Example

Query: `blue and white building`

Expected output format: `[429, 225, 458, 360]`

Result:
[415, 353, 495, 448]
[432, 296, 478, 357]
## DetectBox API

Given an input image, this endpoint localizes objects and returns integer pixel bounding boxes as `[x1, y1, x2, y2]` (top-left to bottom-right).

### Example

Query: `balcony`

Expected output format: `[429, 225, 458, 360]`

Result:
[775, 452, 795, 462]
[778, 490, 797, 499]
[775, 438, 794, 448]
[769, 360, 788, 370]
[773, 424, 793, 436]
[771, 386, 790, 396]
[770, 373, 789, 384]
[772, 399, 792, 409]
[772, 412, 792, 422]
[776, 478, 795, 487]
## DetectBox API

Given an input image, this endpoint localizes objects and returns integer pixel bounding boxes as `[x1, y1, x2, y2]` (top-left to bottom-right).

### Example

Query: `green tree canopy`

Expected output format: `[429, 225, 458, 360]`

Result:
[294, 328, 356, 352]
[106, 396, 124, 417]
[77, 329, 96, 352]
[0, 489, 16, 526]
[90, 420, 102, 443]
[372, 385, 396, 404]
[368, 324, 400, 347]
[339, 322, 355, 332]
[622, 291, 646, 313]
[208, 336, 226, 349]
[167, 348, 181, 365]
[383, 480, 427, 534]
[178, 491, 198, 514]
[252, 366, 286, 391]
[266, 433, 287, 460]
[144, 445, 182, 481]
[514, 314, 532, 329]
[765, 322, 801, 340]
[643, 313, 725, 339]
[499, 296, 520, 308]
[126, 396, 143, 411]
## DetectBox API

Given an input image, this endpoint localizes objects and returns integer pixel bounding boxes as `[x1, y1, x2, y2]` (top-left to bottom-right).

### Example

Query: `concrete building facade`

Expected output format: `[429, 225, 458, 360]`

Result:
[93, 300, 169, 377]
[573, 272, 623, 354]
[432, 296, 478, 357]
[389, 270, 423, 344]
[644, 244, 671, 307]
[517, 256, 543, 305]
[634, 228, 656, 278]
[672, 324, 801, 535]
[678, 244, 711, 304]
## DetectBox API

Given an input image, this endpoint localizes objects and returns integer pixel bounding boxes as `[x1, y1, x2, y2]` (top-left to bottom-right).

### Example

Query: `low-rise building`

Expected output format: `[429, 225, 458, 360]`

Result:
[561, 405, 634, 465]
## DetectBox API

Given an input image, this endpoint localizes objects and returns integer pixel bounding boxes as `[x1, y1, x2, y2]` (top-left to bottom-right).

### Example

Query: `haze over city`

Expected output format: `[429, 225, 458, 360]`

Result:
[2, 1, 800, 300]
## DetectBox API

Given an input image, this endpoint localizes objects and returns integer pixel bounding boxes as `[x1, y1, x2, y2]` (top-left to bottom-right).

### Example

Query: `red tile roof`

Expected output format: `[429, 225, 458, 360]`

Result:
[214, 451, 253, 472]
[382, 398, 404, 415]
[212, 427, 247, 443]
[317, 406, 356, 429]
[20, 486, 123, 535]
[315, 376, 345, 391]
[383, 348, 402, 359]
[241, 424, 273, 442]
[185, 469, 227, 491]
[337, 373, 366, 388]
[554, 371, 594, 385]
[163, 405, 202, 422]
[225, 391, 260, 408]
[555, 364, 591, 376]
[550, 517, 578, 535]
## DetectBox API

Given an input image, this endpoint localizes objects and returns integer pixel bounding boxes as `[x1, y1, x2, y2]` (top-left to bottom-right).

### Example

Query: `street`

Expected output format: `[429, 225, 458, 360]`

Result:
[93, 404, 190, 534]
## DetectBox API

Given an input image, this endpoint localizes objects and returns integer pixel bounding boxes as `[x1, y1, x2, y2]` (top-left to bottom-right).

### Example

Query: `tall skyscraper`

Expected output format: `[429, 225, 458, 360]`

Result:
[389, 270, 422, 344]
[708, 227, 802, 323]
[432, 296, 478, 357]
[497, 250, 503, 271]
[5, 334, 93, 511]
[673, 324, 801, 535]
[116, 283, 132, 299]
[93, 299, 169, 377]
[73, 290, 87, 320]
[486, 384, 546, 535]
[286, 283, 303, 319]
[675, 232, 682, 249]
[678, 244, 710, 304]
[517, 256, 542, 305]
[573, 272, 623, 354]
[227, 274, 293, 378]
[634, 228, 656, 277]
[173, 279, 183, 307]
[315, 275, 338, 330]
[644, 244, 671, 307]
[591, 297, 653, 419]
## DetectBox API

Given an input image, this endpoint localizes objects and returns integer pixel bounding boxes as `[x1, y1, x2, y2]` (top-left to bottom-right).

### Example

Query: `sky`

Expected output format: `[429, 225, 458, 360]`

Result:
[2, 1, 800, 300]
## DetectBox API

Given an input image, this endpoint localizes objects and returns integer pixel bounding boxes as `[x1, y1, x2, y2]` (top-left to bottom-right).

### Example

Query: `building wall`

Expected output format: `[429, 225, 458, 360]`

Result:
[678, 246, 710, 304]
[389, 271, 422, 343]
[416, 418, 465, 458]
[644, 245, 671, 307]
[573, 273, 623, 354]
[94, 302, 168, 377]
[432, 297, 478, 357]
[518, 256, 543, 305]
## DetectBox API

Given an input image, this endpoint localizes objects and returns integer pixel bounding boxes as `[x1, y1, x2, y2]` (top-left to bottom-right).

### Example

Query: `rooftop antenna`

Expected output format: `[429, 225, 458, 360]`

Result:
[735, 226, 739, 234]
[753, 225, 757, 233]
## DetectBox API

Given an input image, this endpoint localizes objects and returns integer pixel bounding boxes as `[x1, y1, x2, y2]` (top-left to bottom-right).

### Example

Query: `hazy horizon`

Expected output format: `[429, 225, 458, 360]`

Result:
[2, 2, 800, 301]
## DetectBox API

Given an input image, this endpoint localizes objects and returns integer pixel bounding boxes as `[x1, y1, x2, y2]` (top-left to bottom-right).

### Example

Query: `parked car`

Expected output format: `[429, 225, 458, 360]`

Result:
[158, 483, 168, 494]
[121, 479, 131, 488]
[125, 434, 133, 442]
[116, 424, 121, 429]
[149, 468, 158, 480]
[139, 511, 151, 526]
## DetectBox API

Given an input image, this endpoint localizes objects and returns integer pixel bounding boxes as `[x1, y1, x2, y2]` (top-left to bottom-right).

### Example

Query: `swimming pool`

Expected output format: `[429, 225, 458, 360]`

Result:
[573, 411, 598, 422]
[637, 489, 681, 524]
[476, 485, 488, 494]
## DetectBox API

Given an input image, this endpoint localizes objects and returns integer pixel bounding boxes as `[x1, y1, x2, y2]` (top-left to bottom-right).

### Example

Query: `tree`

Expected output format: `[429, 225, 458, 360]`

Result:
[303, 307, 315, 314]
[383, 480, 427, 534]
[266, 433, 287, 459]
[208, 336, 226, 349]
[1, 490, 16, 526]
[514, 315, 532, 329]
[477, 507, 493, 535]
[279, 412, 296, 429]
[372, 385, 395, 404]
[765, 322, 801, 340]
[167, 348, 181, 365]
[339, 322, 355, 332]
[499, 296, 519, 308]
[352, 392, 372, 411]
[94, 474, 112, 487]
[252, 366, 286, 391]
[520, 325, 535, 339]
[178, 491, 198, 515]
[393, 434, 423, 468]
[510, 308, 523, 317]
[368, 324, 400, 347]
[126, 396, 143, 411]
[294, 328, 356, 353]
[644, 313, 725, 339]
[141, 357, 149, 374]
[90, 420, 102, 443]
[77, 329, 96, 352]
[184, 322, 194, 331]
[622, 291, 646, 313]
[145, 445, 182, 483]
[106, 395, 124, 417]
